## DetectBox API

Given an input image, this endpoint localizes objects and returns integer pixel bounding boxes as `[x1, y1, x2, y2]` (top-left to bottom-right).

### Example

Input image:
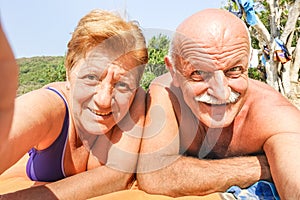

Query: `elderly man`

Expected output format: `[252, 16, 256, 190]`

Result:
[137, 8, 300, 199]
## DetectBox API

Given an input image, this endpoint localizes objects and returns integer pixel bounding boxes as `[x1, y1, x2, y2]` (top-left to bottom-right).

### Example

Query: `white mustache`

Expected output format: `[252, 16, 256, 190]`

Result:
[194, 90, 240, 105]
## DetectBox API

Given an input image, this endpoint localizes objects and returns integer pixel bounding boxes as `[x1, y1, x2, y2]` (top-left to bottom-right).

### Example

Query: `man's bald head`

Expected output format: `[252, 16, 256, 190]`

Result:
[169, 8, 250, 69]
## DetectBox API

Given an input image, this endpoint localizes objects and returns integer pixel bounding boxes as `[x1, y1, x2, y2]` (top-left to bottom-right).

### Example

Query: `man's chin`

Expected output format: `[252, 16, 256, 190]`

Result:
[201, 116, 234, 128]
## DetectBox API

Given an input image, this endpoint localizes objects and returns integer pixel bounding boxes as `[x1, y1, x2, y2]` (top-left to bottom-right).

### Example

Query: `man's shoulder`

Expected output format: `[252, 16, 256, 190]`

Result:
[150, 73, 173, 88]
[248, 79, 286, 100]
[147, 73, 184, 109]
[248, 79, 272, 90]
[247, 79, 299, 112]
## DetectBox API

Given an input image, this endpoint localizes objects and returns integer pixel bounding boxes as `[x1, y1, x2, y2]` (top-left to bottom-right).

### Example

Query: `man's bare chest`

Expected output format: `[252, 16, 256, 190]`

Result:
[180, 126, 264, 159]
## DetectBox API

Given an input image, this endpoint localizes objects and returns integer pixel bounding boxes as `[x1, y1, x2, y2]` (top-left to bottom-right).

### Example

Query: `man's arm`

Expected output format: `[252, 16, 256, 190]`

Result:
[138, 154, 269, 197]
[137, 82, 270, 197]
[264, 132, 300, 200]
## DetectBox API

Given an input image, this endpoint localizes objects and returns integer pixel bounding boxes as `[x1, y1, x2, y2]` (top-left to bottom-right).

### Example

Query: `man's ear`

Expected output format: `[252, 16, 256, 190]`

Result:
[165, 56, 179, 87]
[66, 81, 70, 90]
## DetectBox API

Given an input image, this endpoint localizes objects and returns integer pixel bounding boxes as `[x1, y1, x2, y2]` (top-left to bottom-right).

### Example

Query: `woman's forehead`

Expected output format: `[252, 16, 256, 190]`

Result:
[80, 47, 136, 68]
[71, 53, 139, 81]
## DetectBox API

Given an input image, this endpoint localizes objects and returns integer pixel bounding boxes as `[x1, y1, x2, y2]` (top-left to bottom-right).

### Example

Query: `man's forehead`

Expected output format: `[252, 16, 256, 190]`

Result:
[176, 8, 249, 39]
[174, 9, 250, 57]
[176, 46, 249, 73]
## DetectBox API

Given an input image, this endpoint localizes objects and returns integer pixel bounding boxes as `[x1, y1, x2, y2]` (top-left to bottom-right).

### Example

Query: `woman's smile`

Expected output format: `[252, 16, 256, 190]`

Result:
[89, 108, 112, 116]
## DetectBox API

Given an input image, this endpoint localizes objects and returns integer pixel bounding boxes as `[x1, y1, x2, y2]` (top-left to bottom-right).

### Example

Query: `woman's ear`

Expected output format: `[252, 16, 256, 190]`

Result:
[164, 56, 179, 87]
[65, 71, 71, 90]
[66, 74, 71, 90]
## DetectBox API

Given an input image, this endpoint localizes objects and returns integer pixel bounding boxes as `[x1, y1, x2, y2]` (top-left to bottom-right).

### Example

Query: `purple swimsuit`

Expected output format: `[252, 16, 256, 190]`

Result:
[26, 87, 69, 182]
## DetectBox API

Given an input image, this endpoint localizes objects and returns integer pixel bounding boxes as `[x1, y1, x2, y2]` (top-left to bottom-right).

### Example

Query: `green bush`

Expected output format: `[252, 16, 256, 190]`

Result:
[248, 67, 266, 82]
[140, 71, 156, 90]
[17, 56, 65, 95]
[140, 34, 170, 90]
[18, 34, 269, 94]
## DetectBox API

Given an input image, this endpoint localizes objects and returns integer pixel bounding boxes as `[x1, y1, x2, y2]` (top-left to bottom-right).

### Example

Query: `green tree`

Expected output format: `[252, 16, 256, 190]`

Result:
[242, 0, 300, 99]
[140, 34, 170, 90]
[17, 56, 65, 95]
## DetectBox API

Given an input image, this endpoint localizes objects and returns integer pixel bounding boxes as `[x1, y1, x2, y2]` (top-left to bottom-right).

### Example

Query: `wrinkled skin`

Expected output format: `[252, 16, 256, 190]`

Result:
[137, 9, 300, 199]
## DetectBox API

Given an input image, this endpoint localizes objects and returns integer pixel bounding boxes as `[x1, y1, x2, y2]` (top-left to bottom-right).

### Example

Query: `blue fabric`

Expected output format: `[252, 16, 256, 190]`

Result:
[238, 0, 258, 25]
[275, 38, 289, 54]
[261, 55, 267, 66]
[227, 181, 280, 200]
[274, 37, 292, 64]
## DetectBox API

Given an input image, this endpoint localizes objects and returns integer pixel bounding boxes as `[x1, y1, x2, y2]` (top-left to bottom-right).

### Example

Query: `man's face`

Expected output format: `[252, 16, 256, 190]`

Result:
[171, 35, 250, 128]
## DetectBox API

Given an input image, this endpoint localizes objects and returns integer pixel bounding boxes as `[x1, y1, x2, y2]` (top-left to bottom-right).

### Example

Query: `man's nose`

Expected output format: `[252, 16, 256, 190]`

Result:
[206, 70, 231, 101]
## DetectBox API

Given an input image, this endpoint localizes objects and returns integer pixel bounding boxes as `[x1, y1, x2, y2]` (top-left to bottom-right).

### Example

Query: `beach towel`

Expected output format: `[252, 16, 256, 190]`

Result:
[226, 180, 280, 200]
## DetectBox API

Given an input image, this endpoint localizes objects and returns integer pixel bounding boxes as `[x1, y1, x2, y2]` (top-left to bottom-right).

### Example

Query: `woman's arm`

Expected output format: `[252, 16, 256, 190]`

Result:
[0, 88, 66, 174]
[0, 165, 133, 200]
[0, 24, 18, 150]
[106, 87, 145, 173]
[0, 87, 146, 200]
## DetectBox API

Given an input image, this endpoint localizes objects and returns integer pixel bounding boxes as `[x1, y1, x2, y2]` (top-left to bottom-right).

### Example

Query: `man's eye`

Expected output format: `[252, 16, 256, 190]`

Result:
[225, 66, 243, 78]
[115, 81, 131, 92]
[229, 66, 243, 71]
[191, 70, 210, 81]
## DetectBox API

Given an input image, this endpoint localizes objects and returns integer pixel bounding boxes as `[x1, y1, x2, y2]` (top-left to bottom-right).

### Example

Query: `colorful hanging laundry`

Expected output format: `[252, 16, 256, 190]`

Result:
[274, 37, 292, 64]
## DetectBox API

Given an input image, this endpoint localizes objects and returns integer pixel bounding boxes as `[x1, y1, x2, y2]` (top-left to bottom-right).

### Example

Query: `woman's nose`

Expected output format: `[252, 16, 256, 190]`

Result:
[94, 71, 114, 108]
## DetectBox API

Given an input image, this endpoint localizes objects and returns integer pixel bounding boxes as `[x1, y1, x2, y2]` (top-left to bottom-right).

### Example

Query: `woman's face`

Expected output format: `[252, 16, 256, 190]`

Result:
[68, 46, 139, 139]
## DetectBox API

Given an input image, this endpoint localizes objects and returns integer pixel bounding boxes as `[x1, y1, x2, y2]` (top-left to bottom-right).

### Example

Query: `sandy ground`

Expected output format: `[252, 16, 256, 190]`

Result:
[0, 154, 232, 199]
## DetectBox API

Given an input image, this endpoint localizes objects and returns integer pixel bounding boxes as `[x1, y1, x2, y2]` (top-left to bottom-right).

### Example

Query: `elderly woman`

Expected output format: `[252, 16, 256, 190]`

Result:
[0, 9, 148, 199]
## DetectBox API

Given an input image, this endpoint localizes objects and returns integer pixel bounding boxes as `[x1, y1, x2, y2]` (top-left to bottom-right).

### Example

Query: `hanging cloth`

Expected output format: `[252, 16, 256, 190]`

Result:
[229, 0, 243, 18]
[274, 37, 292, 64]
[229, 0, 258, 26]
[238, 0, 258, 26]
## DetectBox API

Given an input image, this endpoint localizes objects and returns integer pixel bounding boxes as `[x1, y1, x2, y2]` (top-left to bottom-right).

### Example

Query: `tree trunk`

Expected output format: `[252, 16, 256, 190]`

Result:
[280, 0, 300, 96]
[290, 37, 300, 99]
[251, 0, 300, 95]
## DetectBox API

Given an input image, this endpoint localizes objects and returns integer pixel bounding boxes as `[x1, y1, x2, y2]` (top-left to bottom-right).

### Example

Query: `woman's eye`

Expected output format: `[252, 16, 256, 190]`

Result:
[225, 66, 243, 78]
[82, 74, 99, 85]
[86, 74, 98, 80]
[191, 70, 210, 81]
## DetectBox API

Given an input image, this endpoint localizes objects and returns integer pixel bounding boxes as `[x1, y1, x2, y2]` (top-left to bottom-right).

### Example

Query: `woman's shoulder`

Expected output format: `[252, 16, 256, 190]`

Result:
[42, 82, 68, 92]
[17, 82, 68, 112]
[42, 82, 70, 102]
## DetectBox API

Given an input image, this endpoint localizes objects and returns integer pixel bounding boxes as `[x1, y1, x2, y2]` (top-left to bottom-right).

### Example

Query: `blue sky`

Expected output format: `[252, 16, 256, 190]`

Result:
[0, 0, 225, 58]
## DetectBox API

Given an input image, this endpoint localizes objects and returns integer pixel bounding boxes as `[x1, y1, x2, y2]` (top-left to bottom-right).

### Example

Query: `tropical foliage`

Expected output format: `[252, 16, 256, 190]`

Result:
[18, 1, 300, 98]
[17, 56, 65, 95]
[17, 34, 269, 95]
[140, 34, 170, 90]
[238, 0, 300, 99]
